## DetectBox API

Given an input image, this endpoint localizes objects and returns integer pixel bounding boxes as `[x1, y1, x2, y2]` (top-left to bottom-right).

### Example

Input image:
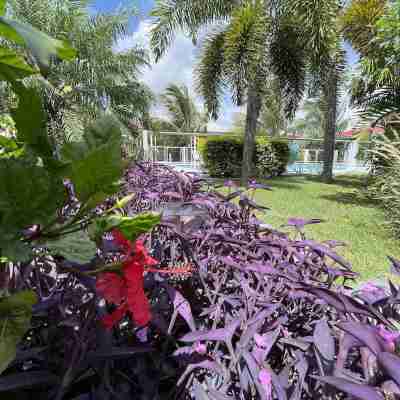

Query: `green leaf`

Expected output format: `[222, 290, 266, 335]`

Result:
[0, 1, 5, 17]
[0, 290, 37, 374]
[45, 230, 97, 263]
[11, 84, 55, 163]
[112, 194, 135, 210]
[0, 234, 32, 262]
[0, 135, 17, 151]
[0, 16, 76, 72]
[0, 47, 37, 82]
[0, 158, 64, 230]
[62, 115, 123, 204]
[90, 213, 161, 243]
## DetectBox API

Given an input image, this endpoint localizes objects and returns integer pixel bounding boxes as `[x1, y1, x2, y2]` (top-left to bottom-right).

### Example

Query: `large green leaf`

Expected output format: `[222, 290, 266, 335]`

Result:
[11, 84, 54, 163]
[45, 230, 97, 263]
[0, 158, 64, 230]
[0, 231, 32, 262]
[0, 16, 76, 72]
[90, 213, 161, 243]
[62, 115, 123, 204]
[0, 47, 37, 82]
[0, 290, 37, 375]
[0, 1, 5, 17]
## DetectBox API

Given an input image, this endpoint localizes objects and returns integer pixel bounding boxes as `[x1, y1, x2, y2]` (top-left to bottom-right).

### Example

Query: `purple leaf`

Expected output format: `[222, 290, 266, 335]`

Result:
[208, 389, 235, 400]
[165, 284, 196, 331]
[286, 218, 324, 228]
[388, 256, 400, 276]
[337, 321, 383, 355]
[180, 319, 240, 343]
[252, 328, 280, 365]
[0, 371, 59, 391]
[314, 320, 335, 360]
[377, 352, 400, 387]
[313, 376, 383, 400]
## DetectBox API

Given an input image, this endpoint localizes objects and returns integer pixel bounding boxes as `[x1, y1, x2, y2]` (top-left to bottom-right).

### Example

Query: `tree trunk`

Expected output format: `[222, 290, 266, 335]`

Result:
[321, 65, 338, 183]
[241, 87, 262, 186]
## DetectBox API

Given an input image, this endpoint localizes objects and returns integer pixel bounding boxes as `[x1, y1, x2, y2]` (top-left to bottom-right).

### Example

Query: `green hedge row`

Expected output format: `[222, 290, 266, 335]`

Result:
[201, 137, 290, 178]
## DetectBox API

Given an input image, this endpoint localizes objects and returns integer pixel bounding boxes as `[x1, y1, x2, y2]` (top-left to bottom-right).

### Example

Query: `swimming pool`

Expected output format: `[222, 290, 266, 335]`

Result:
[287, 162, 368, 175]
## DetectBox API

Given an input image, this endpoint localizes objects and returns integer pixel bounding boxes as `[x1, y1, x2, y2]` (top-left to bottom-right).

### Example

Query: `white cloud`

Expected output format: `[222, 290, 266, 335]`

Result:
[115, 20, 240, 131]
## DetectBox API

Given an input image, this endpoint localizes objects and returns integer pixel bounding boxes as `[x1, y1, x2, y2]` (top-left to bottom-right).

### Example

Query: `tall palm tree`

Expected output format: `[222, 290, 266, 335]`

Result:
[7, 0, 153, 135]
[150, 0, 346, 184]
[160, 83, 208, 132]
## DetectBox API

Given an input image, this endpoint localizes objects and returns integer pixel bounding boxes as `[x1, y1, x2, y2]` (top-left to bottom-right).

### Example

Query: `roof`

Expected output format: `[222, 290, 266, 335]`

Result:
[336, 127, 385, 138]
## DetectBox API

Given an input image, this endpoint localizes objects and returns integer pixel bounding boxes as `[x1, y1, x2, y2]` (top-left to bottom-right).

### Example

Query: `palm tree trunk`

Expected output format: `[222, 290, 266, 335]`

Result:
[321, 64, 338, 183]
[242, 87, 262, 185]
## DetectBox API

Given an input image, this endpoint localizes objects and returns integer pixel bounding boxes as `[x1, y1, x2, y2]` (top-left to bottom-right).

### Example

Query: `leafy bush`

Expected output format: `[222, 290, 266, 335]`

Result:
[3, 158, 400, 399]
[118, 163, 400, 400]
[365, 132, 400, 237]
[202, 137, 243, 177]
[257, 138, 290, 177]
[202, 137, 290, 178]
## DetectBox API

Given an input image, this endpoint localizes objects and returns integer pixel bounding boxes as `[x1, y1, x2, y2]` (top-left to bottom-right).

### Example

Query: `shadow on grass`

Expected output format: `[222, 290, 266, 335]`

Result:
[308, 174, 368, 190]
[267, 176, 309, 191]
[320, 191, 378, 207]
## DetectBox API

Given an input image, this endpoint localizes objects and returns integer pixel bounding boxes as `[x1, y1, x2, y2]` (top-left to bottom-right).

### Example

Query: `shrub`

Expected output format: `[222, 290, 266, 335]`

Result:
[201, 137, 290, 178]
[365, 132, 400, 237]
[3, 161, 400, 399]
[201, 136, 243, 178]
[257, 138, 291, 177]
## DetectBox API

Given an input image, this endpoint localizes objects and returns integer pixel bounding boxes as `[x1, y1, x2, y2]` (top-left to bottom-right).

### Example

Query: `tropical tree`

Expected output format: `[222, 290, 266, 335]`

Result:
[150, 0, 348, 183]
[6, 0, 153, 140]
[290, 96, 351, 139]
[341, 0, 400, 130]
[231, 78, 287, 137]
[160, 83, 207, 132]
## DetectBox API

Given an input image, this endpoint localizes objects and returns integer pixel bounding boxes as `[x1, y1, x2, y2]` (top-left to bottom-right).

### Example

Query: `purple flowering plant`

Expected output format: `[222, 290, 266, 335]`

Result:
[1, 162, 400, 400]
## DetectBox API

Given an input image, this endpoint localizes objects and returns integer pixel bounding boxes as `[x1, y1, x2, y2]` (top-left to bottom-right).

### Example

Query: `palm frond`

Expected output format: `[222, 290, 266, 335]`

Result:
[150, 0, 235, 61]
[196, 29, 227, 120]
[270, 21, 307, 118]
[223, 1, 269, 106]
[291, 0, 341, 67]
[339, 0, 386, 57]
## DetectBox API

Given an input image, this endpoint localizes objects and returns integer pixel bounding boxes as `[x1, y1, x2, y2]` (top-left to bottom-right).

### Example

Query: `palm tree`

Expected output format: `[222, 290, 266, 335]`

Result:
[341, 0, 400, 130]
[160, 83, 208, 132]
[7, 0, 153, 135]
[150, 0, 346, 184]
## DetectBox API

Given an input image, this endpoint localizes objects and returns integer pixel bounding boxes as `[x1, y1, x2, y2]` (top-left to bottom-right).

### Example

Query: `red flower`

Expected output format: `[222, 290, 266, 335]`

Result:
[96, 230, 158, 329]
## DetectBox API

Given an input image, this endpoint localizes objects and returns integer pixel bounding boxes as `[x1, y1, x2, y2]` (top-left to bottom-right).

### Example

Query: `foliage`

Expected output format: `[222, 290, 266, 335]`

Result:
[202, 136, 243, 178]
[365, 131, 400, 237]
[201, 137, 290, 178]
[7, 0, 154, 134]
[160, 83, 208, 132]
[343, 0, 400, 128]
[151, 0, 345, 182]
[289, 96, 351, 139]
[114, 162, 400, 400]
[0, 4, 159, 388]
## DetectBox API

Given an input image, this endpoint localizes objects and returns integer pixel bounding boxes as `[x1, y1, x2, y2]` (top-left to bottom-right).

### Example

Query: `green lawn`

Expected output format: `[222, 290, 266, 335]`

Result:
[250, 175, 400, 281]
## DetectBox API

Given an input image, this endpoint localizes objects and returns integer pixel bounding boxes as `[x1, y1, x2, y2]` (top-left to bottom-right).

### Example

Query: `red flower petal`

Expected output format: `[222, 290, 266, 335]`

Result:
[96, 273, 126, 305]
[124, 260, 151, 326]
[112, 229, 132, 255]
[132, 240, 158, 267]
[126, 284, 151, 326]
[101, 303, 129, 330]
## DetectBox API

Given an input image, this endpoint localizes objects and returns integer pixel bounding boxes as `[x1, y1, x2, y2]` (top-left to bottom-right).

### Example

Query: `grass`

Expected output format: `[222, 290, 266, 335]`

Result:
[248, 174, 400, 281]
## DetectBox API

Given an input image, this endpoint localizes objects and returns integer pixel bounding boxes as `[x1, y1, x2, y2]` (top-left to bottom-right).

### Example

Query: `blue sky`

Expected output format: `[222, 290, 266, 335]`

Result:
[93, 0, 359, 130]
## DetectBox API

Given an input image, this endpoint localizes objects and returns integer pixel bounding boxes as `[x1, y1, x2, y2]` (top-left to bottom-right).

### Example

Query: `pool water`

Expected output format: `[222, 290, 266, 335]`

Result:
[287, 162, 368, 175]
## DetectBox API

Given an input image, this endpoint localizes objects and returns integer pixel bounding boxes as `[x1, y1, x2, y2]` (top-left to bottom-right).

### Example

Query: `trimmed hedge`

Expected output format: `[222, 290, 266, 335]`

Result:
[201, 136, 290, 178]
